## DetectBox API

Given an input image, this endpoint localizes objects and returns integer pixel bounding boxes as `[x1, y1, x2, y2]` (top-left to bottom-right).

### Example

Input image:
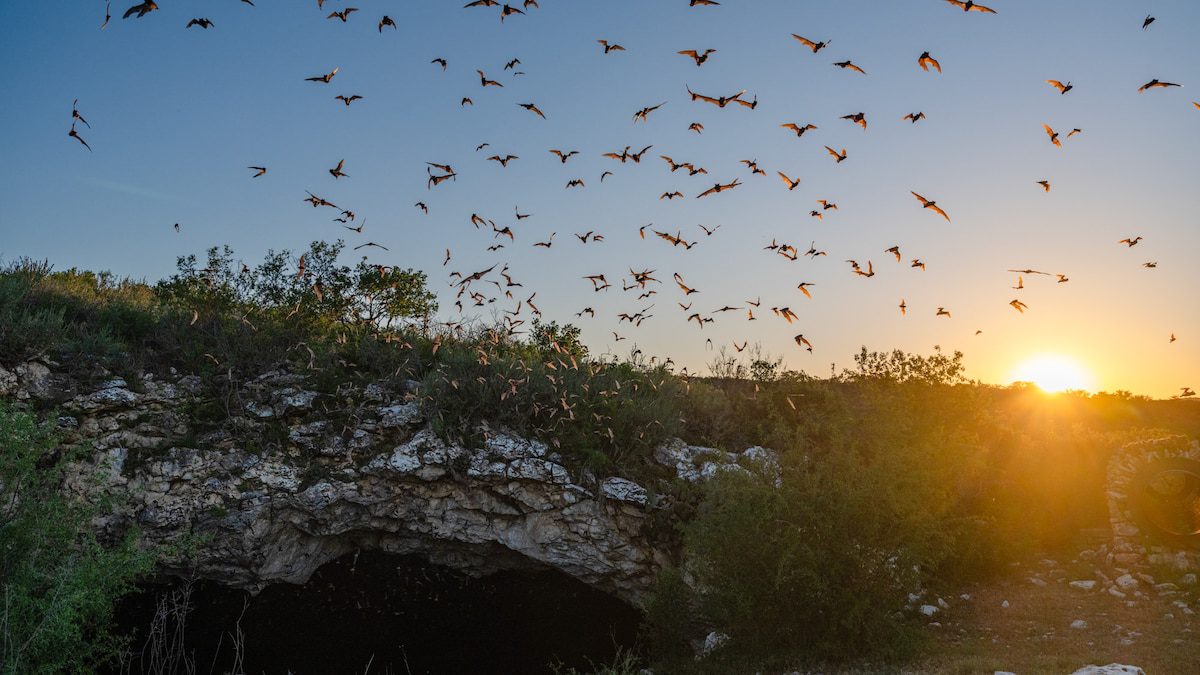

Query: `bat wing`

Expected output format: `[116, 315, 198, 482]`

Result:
[791, 34, 816, 49]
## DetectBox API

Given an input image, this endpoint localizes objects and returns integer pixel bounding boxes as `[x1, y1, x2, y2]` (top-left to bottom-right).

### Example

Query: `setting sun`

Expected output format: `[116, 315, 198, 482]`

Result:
[1009, 355, 1095, 393]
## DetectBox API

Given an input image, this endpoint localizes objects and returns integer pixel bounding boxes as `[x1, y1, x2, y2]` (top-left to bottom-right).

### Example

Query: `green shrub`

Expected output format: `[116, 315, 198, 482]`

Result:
[419, 333, 686, 475]
[644, 350, 995, 668]
[0, 243, 438, 388]
[529, 319, 588, 360]
[0, 403, 154, 674]
[640, 566, 694, 661]
[648, 450, 935, 668]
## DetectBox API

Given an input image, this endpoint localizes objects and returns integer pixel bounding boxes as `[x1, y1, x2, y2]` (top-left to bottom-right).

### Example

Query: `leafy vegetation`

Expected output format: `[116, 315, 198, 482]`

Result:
[420, 341, 686, 472]
[0, 403, 154, 674]
[1, 251, 1198, 671]
[641, 349, 1199, 671]
[0, 243, 436, 387]
[644, 350, 983, 669]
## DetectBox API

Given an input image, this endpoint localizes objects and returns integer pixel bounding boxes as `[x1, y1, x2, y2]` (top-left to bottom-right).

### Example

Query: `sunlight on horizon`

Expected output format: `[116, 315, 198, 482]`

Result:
[1008, 354, 1095, 393]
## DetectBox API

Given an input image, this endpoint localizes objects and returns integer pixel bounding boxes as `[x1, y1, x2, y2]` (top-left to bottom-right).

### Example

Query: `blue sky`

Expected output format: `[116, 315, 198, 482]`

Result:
[1, 0, 1197, 396]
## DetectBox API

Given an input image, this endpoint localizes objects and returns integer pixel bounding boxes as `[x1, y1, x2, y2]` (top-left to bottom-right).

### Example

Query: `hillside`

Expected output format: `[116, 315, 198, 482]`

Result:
[2, 255, 1200, 673]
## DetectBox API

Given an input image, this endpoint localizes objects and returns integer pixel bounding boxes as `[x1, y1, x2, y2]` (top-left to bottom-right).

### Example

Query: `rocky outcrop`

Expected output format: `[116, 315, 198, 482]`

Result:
[1, 360, 774, 606]
[1105, 435, 1200, 571]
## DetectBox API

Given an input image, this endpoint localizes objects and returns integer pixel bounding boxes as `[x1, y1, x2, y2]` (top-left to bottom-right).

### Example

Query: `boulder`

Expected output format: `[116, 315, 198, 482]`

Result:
[1115, 573, 1138, 590]
[1070, 666, 1144, 675]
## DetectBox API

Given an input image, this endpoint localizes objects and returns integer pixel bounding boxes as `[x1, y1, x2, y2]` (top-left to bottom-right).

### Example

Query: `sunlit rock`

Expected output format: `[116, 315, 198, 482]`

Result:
[11, 366, 688, 604]
[1070, 665, 1145, 675]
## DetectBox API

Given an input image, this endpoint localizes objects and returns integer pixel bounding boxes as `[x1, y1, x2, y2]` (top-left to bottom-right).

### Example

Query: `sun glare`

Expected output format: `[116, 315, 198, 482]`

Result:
[1010, 355, 1094, 393]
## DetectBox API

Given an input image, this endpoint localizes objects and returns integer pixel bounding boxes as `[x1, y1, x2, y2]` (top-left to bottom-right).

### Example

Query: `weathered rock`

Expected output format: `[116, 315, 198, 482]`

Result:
[601, 477, 649, 505]
[1115, 573, 1139, 590]
[378, 402, 422, 429]
[15, 361, 63, 400]
[0, 365, 17, 396]
[277, 388, 319, 413]
[699, 631, 728, 657]
[653, 438, 779, 483]
[288, 420, 330, 453]
[1069, 580, 1097, 591]
[1106, 436, 1200, 571]
[1113, 522, 1139, 538]
[1070, 665, 1144, 675]
[8, 364, 784, 606]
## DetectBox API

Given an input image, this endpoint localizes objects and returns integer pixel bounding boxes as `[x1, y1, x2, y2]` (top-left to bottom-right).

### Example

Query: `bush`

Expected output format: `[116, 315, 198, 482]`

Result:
[529, 320, 589, 361]
[645, 349, 997, 668]
[646, 411, 964, 668]
[419, 331, 686, 475]
[0, 261, 159, 380]
[0, 243, 438, 386]
[0, 403, 154, 674]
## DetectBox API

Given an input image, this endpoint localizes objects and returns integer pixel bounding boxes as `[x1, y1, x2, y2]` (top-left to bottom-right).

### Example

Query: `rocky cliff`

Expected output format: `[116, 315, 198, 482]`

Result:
[0, 360, 772, 606]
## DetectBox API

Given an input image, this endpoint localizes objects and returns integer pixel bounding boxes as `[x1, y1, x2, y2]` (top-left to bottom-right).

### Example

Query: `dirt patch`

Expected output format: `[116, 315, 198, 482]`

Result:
[912, 552, 1200, 674]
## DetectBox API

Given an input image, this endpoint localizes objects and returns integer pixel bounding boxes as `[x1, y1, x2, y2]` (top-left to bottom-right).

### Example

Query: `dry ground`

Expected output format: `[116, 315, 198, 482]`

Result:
[902, 552, 1200, 675]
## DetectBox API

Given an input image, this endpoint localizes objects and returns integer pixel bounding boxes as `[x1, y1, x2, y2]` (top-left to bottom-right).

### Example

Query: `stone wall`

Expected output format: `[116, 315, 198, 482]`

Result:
[1106, 435, 1200, 572]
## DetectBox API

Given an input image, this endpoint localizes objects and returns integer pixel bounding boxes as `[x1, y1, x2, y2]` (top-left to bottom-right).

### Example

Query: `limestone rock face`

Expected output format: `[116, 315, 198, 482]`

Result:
[0, 364, 17, 396]
[5, 361, 773, 606]
[654, 438, 780, 483]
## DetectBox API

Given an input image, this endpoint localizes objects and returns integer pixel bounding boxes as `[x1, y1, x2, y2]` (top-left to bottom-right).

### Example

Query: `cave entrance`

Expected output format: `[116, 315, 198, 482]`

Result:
[111, 551, 643, 674]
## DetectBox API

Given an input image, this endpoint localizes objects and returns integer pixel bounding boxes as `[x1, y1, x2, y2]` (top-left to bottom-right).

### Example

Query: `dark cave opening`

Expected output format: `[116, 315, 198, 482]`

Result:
[110, 551, 643, 674]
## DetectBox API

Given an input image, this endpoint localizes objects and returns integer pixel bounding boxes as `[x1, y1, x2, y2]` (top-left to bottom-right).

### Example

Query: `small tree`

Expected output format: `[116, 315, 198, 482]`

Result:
[157, 240, 437, 330]
[351, 262, 437, 329]
[529, 320, 588, 360]
[845, 345, 968, 385]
